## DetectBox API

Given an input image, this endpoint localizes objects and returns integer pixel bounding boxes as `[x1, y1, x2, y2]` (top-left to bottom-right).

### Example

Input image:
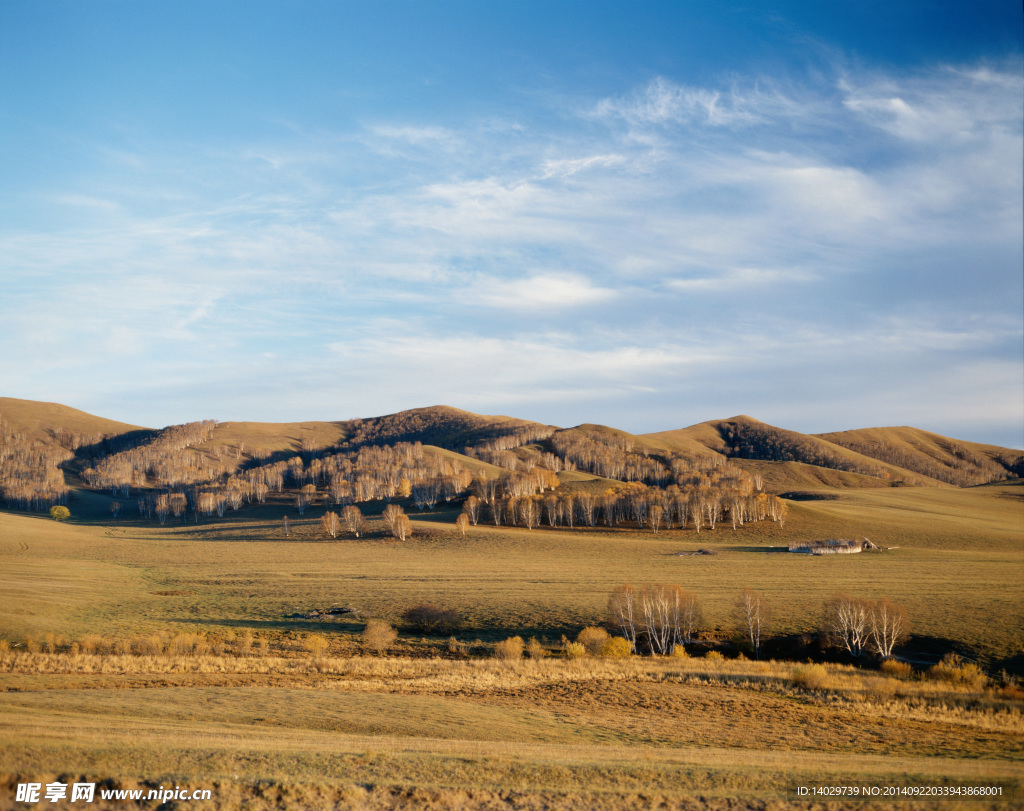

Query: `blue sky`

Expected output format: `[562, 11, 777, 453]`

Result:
[2, 1, 1022, 447]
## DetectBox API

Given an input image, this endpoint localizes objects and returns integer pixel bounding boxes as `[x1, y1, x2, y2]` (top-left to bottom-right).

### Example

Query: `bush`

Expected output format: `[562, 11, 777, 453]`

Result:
[563, 641, 587, 660]
[668, 645, 689, 659]
[361, 620, 397, 655]
[303, 633, 330, 658]
[493, 636, 524, 660]
[401, 604, 462, 635]
[525, 637, 547, 659]
[576, 626, 610, 657]
[927, 654, 988, 689]
[879, 658, 914, 680]
[601, 637, 633, 659]
[791, 663, 831, 690]
[703, 650, 724, 663]
[49, 505, 70, 521]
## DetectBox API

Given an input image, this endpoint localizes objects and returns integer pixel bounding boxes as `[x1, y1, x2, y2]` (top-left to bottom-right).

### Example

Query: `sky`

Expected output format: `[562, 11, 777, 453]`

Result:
[1, 1, 1022, 447]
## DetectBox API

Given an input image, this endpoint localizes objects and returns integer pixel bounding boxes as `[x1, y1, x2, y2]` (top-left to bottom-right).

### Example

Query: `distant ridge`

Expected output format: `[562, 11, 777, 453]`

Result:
[2, 397, 1021, 492]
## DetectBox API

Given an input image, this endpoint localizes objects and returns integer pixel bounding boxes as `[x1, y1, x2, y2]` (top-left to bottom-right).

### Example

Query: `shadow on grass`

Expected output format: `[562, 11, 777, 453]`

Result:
[168, 617, 580, 644]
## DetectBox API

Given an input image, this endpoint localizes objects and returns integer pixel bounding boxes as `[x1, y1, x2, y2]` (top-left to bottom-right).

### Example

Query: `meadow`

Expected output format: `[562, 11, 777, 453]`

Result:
[0, 482, 1022, 808]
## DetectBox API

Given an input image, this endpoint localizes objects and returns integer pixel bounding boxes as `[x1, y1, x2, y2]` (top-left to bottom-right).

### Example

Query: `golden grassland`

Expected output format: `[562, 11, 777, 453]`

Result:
[0, 483, 1021, 808]
[2, 484, 1021, 661]
[1, 651, 1022, 809]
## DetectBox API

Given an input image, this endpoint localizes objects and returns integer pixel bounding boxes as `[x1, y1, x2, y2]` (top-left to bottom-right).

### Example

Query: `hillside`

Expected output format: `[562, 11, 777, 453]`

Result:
[345, 405, 556, 451]
[4, 398, 1023, 518]
[642, 416, 961, 489]
[816, 425, 1024, 487]
[0, 397, 147, 446]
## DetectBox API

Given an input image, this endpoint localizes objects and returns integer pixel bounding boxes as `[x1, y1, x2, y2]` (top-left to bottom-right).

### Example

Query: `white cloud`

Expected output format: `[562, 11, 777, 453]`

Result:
[462, 273, 616, 310]
[591, 76, 795, 128]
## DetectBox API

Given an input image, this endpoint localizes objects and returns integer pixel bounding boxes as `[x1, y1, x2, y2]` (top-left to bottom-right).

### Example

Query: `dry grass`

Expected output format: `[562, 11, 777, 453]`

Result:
[1, 484, 1022, 807]
[1, 654, 1021, 808]
[3, 484, 1021, 665]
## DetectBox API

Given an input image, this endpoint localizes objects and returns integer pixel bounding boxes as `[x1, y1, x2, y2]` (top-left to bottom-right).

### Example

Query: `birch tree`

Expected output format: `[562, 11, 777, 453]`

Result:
[735, 588, 767, 660]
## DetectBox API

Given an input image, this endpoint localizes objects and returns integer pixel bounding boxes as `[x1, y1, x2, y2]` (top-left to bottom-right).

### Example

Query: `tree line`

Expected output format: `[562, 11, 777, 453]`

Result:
[608, 583, 908, 660]
[0, 416, 71, 510]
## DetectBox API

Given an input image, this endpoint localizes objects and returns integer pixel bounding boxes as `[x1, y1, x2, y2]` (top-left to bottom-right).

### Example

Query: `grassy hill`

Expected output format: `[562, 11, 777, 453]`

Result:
[638, 417, 1007, 487]
[816, 425, 1024, 487]
[0, 397, 147, 444]
[6, 397, 1022, 492]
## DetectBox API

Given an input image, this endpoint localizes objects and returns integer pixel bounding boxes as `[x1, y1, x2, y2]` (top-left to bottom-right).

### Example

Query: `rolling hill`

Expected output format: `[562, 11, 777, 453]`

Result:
[1, 398, 1021, 509]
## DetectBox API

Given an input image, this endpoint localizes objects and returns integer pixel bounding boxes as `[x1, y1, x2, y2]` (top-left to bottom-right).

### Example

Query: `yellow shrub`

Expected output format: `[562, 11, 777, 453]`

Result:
[927, 654, 988, 689]
[601, 637, 632, 659]
[493, 636, 524, 660]
[879, 658, 913, 680]
[525, 637, 547, 659]
[563, 641, 586, 660]
[576, 626, 610, 657]
[791, 664, 831, 690]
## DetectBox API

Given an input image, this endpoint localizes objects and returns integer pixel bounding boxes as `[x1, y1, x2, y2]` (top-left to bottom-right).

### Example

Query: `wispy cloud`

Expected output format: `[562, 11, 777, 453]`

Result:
[1, 58, 1019, 444]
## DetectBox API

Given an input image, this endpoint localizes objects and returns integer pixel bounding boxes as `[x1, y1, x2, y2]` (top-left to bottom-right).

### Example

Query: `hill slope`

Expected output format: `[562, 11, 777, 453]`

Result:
[642, 416, 950, 489]
[815, 426, 1024, 487]
[0, 397, 146, 445]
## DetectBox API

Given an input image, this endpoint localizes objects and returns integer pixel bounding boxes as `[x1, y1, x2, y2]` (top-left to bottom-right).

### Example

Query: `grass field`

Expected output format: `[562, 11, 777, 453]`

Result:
[0, 483, 1021, 808]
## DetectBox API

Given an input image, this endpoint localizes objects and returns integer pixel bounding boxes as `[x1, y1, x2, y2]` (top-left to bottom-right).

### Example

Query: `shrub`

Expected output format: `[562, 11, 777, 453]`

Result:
[303, 634, 330, 658]
[79, 635, 102, 655]
[563, 641, 587, 660]
[879, 658, 914, 680]
[362, 620, 397, 656]
[447, 636, 467, 657]
[703, 650, 724, 663]
[402, 604, 462, 635]
[927, 654, 988, 690]
[525, 637, 547, 659]
[864, 677, 898, 703]
[601, 637, 632, 659]
[668, 645, 689, 659]
[791, 663, 831, 690]
[493, 636, 525, 660]
[576, 626, 610, 657]
[49, 505, 70, 521]
[134, 634, 165, 656]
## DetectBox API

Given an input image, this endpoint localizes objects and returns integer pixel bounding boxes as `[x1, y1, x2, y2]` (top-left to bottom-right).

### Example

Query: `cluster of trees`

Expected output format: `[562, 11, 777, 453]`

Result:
[720, 421, 887, 479]
[606, 583, 909, 661]
[127, 440, 480, 523]
[82, 421, 221, 495]
[461, 479, 787, 532]
[0, 417, 71, 510]
[608, 583, 702, 655]
[823, 437, 1022, 487]
[823, 594, 909, 659]
[549, 428, 674, 485]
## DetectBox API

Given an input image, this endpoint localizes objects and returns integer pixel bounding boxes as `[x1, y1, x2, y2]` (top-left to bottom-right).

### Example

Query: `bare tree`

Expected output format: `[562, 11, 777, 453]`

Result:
[382, 503, 403, 534]
[455, 513, 469, 537]
[608, 584, 638, 652]
[341, 505, 365, 538]
[735, 588, 767, 660]
[648, 504, 664, 534]
[463, 495, 481, 525]
[824, 594, 871, 658]
[392, 513, 412, 541]
[869, 598, 909, 658]
[320, 510, 340, 539]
